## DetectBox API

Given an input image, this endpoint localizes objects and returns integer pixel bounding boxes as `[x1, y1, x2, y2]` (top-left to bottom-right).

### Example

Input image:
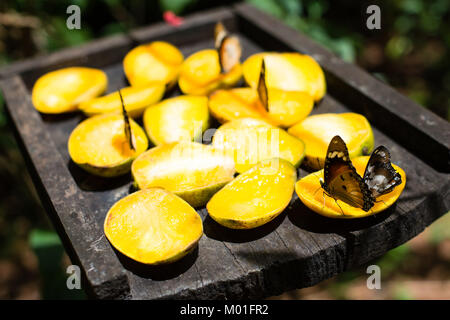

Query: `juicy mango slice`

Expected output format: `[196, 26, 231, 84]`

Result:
[79, 84, 165, 118]
[212, 118, 305, 173]
[123, 41, 184, 87]
[104, 188, 203, 265]
[32, 67, 107, 114]
[207, 158, 297, 229]
[243, 52, 326, 101]
[143, 95, 209, 146]
[132, 142, 236, 207]
[178, 49, 242, 95]
[68, 113, 148, 177]
[295, 156, 406, 218]
[209, 87, 313, 127]
[288, 113, 374, 170]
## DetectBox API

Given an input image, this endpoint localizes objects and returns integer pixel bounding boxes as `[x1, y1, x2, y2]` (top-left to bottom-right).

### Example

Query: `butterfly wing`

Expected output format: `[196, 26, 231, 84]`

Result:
[322, 135, 374, 211]
[118, 90, 136, 151]
[257, 59, 269, 111]
[363, 146, 402, 198]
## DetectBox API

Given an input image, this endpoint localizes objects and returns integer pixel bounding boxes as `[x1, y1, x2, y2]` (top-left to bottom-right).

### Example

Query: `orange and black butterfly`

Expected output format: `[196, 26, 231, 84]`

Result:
[320, 135, 374, 212]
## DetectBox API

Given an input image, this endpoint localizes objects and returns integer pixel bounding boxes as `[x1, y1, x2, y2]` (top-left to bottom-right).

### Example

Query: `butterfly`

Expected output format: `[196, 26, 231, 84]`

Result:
[214, 21, 241, 74]
[118, 90, 136, 151]
[320, 135, 374, 212]
[320, 135, 402, 213]
[363, 146, 402, 198]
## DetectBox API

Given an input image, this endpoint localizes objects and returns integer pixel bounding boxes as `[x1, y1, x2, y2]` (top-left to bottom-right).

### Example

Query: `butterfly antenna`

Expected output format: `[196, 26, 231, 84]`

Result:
[374, 198, 389, 207]
[334, 198, 346, 216]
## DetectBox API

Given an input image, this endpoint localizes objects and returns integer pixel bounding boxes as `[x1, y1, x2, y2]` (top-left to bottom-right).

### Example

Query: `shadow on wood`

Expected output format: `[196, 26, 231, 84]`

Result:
[114, 246, 199, 281]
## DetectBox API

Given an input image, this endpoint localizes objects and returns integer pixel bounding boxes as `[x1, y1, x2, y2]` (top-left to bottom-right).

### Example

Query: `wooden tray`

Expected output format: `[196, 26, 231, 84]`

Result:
[1, 4, 449, 299]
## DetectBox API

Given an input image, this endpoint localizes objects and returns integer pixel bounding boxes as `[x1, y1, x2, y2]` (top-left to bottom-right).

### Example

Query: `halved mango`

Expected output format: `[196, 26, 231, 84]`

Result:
[212, 118, 305, 173]
[295, 156, 406, 218]
[207, 158, 296, 229]
[178, 49, 242, 95]
[104, 188, 203, 265]
[68, 113, 148, 177]
[288, 113, 374, 170]
[132, 142, 236, 207]
[143, 95, 209, 146]
[123, 41, 184, 88]
[208, 87, 313, 127]
[243, 52, 326, 101]
[79, 84, 165, 118]
[32, 67, 107, 114]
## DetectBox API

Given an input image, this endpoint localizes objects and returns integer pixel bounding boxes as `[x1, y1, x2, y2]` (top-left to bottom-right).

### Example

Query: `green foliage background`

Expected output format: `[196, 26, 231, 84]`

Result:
[0, 0, 448, 299]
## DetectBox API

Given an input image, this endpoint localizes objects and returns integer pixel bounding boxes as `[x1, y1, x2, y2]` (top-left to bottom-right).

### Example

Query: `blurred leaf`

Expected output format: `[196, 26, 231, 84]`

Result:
[386, 35, 413, 59]
[29, 229, 61, 249]
[159, 0, 197, 15]
[376, 244, 410, 277]
[399, 0, 424, 14]
[245, 0, 285, 19]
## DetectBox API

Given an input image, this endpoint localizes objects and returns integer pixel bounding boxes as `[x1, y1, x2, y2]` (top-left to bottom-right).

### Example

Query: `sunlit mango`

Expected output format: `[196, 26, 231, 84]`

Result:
[79, 84, 165, 118]
[212, 118, 305, 173]
[243, 52, 326, 101]
[104, 188, 203, 264]
[132, 142, 236, 207]
[68, 113, 148, 177]
[207, 158, 296, 229]
[123, 41, 184, 88]
[32, 67, 107, 114]
[288, 113, 374, 170]
[143, 95, 209, 146]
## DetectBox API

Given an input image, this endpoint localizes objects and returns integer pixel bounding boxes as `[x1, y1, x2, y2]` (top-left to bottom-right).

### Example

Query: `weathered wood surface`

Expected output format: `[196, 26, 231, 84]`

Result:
[0, 4, 449, 300]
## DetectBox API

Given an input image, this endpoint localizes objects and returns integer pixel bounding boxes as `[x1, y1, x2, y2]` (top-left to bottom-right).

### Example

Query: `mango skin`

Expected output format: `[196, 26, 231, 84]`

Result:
[295, 156, 406, 219]
[207, 158, 297, 229]
[32, 67, 107, 114]
[288, 113, 374, 170]
[178, 49, 242, 95]
[104, 188, 203, 265]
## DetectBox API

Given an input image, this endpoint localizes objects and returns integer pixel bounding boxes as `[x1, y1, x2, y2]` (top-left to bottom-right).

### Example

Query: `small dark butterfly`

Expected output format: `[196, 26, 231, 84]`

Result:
[118, 90, 136, 151]
[257, 59, 269, 112]
[363, 146, 402, 198]
[320, 135, 374, 212]
[214, 22, 241, 74]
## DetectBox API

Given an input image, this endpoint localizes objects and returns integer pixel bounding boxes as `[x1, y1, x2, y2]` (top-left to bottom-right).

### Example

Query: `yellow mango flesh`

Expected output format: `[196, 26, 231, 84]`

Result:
[288, 113, 374, 170]
[132, 142, 236, 207]
[32, 67, 107, 114]
[79, 84, 165, 118]
[178, 49, 242, 95]
[212, 118, 305, 173]
[207, 158, 296, 229]
[123, 41, 184, 87]
[104, 188, 203, 265]
[143, 95, 209, 146]
[243, 52, 326, 101]
[68, 113, 148, 177]
[295, 156, 406, 218]
[208, 87, 313, 127]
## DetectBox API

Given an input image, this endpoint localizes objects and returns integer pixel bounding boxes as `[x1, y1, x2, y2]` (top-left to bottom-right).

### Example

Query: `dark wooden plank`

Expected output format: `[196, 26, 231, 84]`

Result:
[0, 76, 130, 299]
[0, 5, 448, 300]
